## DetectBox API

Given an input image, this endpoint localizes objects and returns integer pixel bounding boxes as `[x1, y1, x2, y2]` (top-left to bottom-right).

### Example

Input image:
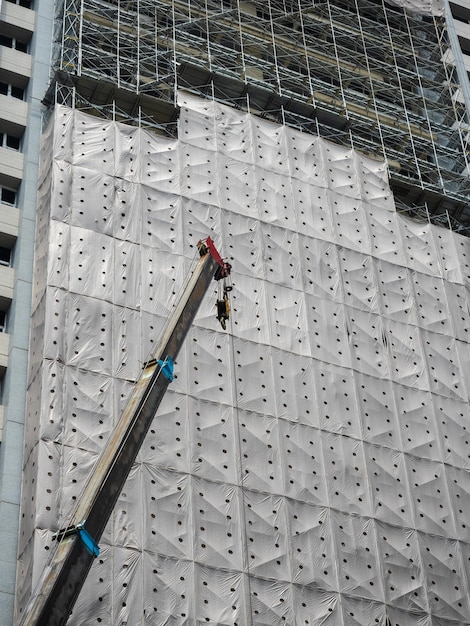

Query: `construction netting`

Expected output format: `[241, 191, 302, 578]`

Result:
[387, 0, 444, 15]
[15, 93, 470, 625]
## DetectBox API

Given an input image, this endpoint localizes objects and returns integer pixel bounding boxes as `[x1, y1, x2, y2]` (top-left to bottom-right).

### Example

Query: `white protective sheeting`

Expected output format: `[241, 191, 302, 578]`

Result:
[15, 93, 470, 625]
[386, 0, 444, 16]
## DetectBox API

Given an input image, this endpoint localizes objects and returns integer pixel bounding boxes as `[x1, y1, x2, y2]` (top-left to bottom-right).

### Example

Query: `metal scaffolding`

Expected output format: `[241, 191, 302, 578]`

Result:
[47, 0, 470, 228]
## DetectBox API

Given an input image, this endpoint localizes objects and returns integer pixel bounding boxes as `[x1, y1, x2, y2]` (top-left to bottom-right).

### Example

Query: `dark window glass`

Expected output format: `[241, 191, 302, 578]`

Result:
[0, 35, 13, 48]
[11, 85, 24, 100]
[0, 247, 12, 267]
[6, 135, 20, 150]
[1, 188, 16, 206]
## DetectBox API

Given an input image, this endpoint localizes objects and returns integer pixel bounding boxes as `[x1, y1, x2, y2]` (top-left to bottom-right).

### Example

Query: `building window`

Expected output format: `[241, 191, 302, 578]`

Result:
[0, 247, 12, 268]
[0, 133, 21, 151]
[0, 35, 28, 54]
[0, 187, 17, 206]
[0, 82, 24, 100]
[5, 0, 32, 7]
[0, 310, 7, 333]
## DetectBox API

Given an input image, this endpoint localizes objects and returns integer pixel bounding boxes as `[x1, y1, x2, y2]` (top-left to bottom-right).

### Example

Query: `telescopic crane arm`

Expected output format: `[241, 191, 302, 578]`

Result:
[19, 237, 231, 626]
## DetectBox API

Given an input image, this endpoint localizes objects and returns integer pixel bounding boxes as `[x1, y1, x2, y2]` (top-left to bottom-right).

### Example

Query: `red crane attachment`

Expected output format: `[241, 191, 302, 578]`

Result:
[197, 236, 232, 330]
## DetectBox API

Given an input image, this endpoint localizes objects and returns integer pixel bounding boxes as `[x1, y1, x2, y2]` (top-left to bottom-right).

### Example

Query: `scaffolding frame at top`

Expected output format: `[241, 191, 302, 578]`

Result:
[50, 0, 470, 227]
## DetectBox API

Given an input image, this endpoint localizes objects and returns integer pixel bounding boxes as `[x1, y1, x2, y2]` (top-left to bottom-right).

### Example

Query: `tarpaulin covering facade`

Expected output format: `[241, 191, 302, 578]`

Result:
[15, 94, 470, 625]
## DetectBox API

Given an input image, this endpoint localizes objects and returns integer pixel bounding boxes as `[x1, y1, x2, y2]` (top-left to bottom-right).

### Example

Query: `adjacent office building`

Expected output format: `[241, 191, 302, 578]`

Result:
[3, 0, 470, 624]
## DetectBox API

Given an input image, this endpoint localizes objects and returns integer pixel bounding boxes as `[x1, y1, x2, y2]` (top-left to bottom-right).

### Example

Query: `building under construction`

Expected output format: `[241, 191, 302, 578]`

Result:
[3, 0, 470, 624]
[50, 0, 470, 226]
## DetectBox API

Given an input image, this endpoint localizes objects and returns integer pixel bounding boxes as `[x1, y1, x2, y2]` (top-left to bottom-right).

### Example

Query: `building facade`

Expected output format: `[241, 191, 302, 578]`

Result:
[4, 0, 470, 624]
[0, 0, 54, 623]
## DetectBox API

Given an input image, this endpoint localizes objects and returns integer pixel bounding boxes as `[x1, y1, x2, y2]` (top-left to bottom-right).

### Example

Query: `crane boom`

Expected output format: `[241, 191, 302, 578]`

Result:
[19, 238, 231, 626]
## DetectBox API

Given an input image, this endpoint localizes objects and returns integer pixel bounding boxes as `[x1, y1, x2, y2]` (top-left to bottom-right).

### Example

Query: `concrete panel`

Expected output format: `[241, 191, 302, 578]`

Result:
[0, 46, 31, 87]
[0, 264, 15, 303]
[0, 331, 10, 369]
[454, 19, 470, 41]
[0, 147, 23, 188]
[0, 203, 19, 245]
[0, 2, 35, 41]
[0, 94, 28, 136]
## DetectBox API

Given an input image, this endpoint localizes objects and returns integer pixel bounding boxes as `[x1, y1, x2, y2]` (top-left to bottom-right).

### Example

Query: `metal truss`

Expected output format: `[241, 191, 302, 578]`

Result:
[51, 0, 470, 227]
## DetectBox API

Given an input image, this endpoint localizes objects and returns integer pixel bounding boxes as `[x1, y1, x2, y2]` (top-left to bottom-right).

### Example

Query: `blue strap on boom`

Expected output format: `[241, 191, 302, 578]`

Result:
[158, 355, 174, 382]
[77, 522, 100, 558]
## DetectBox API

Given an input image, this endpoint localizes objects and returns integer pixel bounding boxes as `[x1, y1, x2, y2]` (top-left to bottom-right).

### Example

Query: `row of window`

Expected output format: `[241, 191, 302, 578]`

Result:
[0, 35, 28, 54]
[5, 0, 32, 7]
[0, 0, 29, 396]
[0, 82, 24, 100]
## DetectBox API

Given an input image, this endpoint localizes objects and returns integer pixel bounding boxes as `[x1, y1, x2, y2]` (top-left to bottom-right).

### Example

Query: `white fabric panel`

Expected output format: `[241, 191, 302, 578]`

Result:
[189, 399, 238, 484]
[387, 317, 429, 389]
[72, 110, 117, 174]
[300, 234, 342, 300]
[375, 522, 428, 612]
[142, 136, 180, 193]
[339, 246, 379, 314]
[435, 396, 470, 474]
[406, 455, 455, 536]
[417, 533, 470, 621]
[58, 444, 100, 527]
[376, 258, 418, 325]
[394, 385, 441, 460]
[231, 339, 277, 414]
[348, 309, 390, 378]
[194, 564, 247, 625]
[386, 0, 444, 17]
[423, 329, 466, 401]
[365, 444, 414, 527]
[142, 464, 192, 558]
[279, 422, 328, 505]
[295, 184, 337, 242]
[50, 160, 73, 225]
[306, 295, 351, 367]
[313, 362, 360, 435]
[341, 596, 387, 626]
[433, 225, 464, 284]
[69, 167, 115, 236]
[65, 293, 113, 375]
[366, 206, 407, 265]
[142, 554, 194, 622]
[444, 281, 470, 341]
[192, 478, 244, 571]
[355, 371, 402, 449]
[140, 191, 183, 254]
[412, 270, 454, 335]
[400, 217, 441, 276]
[47, 222, 71, 291]
[331, 512, 381, 599]
[291, 586, 341, 625]
[249, 577, 294, 625]
[322, 433, 372, 516]
[271, 349, 316, 422]
[17, 95, 470, 624]
[239, 410, 284, 494]
[139, 390, 191, 473]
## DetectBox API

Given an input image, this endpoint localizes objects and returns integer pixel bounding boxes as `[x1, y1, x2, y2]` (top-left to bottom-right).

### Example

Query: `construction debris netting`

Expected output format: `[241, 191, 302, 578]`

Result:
[386, 0, 444, 16]
[16, 94, 470, 625]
